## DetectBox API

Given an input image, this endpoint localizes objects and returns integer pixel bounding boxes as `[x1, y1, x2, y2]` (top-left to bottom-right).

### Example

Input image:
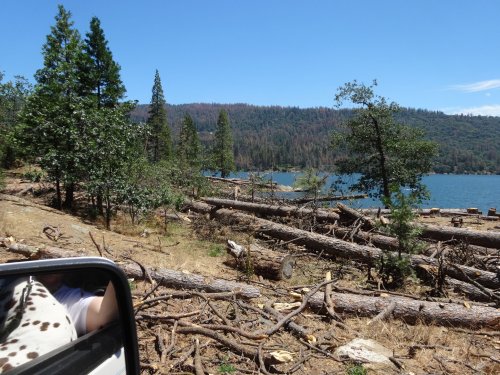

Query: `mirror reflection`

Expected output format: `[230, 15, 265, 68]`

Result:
[0, 270, 121, 373]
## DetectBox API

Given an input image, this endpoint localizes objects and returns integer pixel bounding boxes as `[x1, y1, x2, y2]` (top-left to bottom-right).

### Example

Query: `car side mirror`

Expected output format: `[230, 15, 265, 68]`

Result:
[0, 257, 140, 375]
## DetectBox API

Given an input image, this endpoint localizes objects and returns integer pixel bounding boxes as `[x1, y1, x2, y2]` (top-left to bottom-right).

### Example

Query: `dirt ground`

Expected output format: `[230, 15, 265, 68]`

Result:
[1, 173, 500, 374]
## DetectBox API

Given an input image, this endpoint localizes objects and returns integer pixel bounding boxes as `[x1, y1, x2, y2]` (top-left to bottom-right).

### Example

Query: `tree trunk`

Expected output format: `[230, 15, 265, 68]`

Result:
[418, 224, 500, 249]
[336, 202, 376, 229]
[96, 191, 104, 215]
[55, 178, 62, 210]
[202, 198, 340, 222]
[445, 277, 498, 303]
[332, 226, 400, 251]
[212, 209, 500, 289]
[308, 291, 500, 329]
[105, 199, 111, 230]
[291, 194, 367, 204]
[63, 182, 74, 210]
[121, 263, 260, 298]
[225, 240, 295, 280]
[1, 238, 261, 298]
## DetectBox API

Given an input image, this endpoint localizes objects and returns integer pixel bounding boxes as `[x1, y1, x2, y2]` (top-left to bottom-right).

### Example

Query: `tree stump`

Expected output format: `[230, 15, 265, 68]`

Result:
[226, 240, 295, 280]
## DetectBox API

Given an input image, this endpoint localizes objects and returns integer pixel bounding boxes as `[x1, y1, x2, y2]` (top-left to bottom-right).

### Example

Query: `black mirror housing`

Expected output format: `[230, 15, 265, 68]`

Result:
[0, 257, 140, 375]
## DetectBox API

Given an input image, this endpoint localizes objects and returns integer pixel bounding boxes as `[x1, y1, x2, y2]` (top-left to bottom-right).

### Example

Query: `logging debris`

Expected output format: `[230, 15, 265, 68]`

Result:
[2, 187, 500, 374]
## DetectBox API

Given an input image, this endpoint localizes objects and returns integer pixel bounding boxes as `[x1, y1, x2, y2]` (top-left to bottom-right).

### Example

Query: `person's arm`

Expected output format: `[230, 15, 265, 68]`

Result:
[86, 282, 119, 332]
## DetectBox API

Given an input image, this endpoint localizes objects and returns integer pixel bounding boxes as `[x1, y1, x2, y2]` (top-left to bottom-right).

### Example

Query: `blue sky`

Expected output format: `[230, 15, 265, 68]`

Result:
[2, 0, 500, 115]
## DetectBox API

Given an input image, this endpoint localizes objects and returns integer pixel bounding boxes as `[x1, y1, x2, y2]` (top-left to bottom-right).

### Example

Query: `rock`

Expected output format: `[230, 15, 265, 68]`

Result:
[71, 224, 89, 234]
[334, 338, 395, 367]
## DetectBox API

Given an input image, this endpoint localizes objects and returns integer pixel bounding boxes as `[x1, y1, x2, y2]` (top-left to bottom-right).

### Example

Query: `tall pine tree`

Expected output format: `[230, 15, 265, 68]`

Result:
[21, 5, 87, 209]
[147, 70, 172, 163]
[212, 109, 235, 178]
[81, 17, 125, 109]
[80, 16, 127, 214]
[177, 113, 201, 168]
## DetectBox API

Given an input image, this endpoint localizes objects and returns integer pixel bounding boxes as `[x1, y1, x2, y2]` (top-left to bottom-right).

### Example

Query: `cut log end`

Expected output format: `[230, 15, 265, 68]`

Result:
[279, 254, 295, 280]
[225, 240, 295, 280]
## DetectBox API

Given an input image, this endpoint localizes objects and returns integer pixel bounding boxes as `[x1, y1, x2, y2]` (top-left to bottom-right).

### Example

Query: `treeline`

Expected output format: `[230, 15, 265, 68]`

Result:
[131, 104, 500, 174]
[0, 6, 233, 230]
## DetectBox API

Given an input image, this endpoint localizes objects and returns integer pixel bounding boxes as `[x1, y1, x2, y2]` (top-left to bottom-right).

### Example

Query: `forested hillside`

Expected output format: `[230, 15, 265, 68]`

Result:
[131, 104, 500, 174]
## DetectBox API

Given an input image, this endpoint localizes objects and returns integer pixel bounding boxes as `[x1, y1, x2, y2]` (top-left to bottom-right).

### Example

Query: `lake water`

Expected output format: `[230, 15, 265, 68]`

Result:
[226, 172, 500, 213]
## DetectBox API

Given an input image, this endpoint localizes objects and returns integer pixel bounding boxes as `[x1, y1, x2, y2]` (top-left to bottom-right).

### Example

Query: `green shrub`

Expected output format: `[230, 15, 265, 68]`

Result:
[377, 186, 426, 288]
[218, 361, 236, 374]
[22, 168, 44, 182]
[208, 244, 224, 257]
[346, 364, 367, 375]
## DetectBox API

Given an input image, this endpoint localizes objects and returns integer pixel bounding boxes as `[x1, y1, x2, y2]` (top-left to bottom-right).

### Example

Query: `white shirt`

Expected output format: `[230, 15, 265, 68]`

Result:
[54, 285, 95, 336]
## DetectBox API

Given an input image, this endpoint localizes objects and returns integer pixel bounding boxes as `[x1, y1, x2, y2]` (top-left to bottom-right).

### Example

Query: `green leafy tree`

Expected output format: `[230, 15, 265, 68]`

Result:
[84, 103, 140, 229]
[212, 109, 235, 178]
[333, 80, 438, 202]
[116, 156, 153, 225]
[147, 166, 185, 232]
[0, 73, 32, 168]
[147, 70, 172, 163]
[20, 5, 87, 209]
[81, 17, 125, 109]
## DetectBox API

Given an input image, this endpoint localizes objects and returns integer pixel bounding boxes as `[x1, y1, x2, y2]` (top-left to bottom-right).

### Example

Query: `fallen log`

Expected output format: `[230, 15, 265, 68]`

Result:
[338, 203, 500, 249]
[445, 277, 499, 303]
[291, 194, 367, 204]
[418, 224, 500, 249]
[332, 228, 499, 273]
[332, 226, 400, 251]
[202, 197, 340, 222]
[308, 291, 500, 329]
[0, 238, 261, 298]
[336, 202, 376, 229]
[206, 176, 277, 188]
[225, 240, 295, 280]
[184, 200, 214, 216]
[211, 210, 500, 289]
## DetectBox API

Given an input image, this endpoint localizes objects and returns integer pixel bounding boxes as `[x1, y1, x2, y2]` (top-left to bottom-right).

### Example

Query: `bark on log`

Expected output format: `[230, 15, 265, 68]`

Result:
[184, 201, 214, 215]
[206, 176, 277, 188]
[211, 209, 500, 289]
[308, 291, 500, 329]
[121, 263, 260, 298]
[202, 197, 340, 222]
[336, 202, 376, 230]
[0, 238, 261, 298]
[418, 224, 500, 249]
[445, 277, 498, 303]
[291, 194, 367, 204]
[225, 240, 295, 280]
[332, 226, 400, 251]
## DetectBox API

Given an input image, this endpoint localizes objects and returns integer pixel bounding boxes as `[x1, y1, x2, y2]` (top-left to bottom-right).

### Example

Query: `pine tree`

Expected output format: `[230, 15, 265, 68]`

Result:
[177, 113, 201, 168]
[82, 17, 125, 108]
[80, 16, 126, 214]
[21, 5, 87, 209]
[147, 70, 172, 163]
[212, 109, 235, 178]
